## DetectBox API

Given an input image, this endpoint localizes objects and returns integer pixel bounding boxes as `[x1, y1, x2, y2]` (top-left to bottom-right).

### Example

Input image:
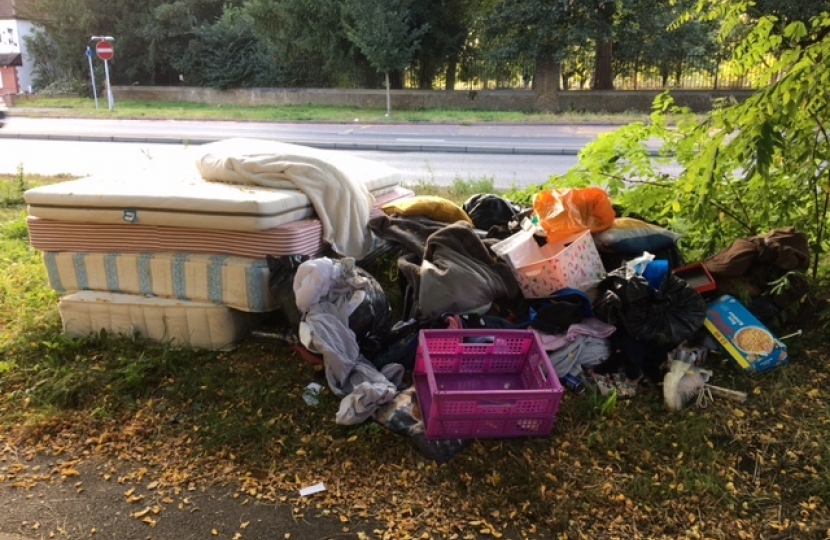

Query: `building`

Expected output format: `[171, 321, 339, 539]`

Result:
[0, 0, 36, 96]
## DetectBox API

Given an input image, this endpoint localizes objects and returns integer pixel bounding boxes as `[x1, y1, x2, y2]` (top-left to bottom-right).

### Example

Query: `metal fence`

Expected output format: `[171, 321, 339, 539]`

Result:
[405, 53, 768, 91]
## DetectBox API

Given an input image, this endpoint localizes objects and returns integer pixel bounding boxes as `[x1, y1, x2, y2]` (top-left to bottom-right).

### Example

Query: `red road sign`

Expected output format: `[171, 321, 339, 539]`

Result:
[95, 41, 114, 61]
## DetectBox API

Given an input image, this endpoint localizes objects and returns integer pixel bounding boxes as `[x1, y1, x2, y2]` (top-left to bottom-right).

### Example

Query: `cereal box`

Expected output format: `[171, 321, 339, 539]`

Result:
[703, 294, 788, 374]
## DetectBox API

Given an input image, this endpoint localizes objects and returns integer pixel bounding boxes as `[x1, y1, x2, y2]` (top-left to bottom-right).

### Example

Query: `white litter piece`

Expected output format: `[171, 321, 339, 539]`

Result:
[299, 482, 326, 497]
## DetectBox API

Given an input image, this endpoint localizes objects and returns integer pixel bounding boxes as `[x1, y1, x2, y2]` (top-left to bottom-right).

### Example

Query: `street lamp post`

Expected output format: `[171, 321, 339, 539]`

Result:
[90, 36, 115, 111]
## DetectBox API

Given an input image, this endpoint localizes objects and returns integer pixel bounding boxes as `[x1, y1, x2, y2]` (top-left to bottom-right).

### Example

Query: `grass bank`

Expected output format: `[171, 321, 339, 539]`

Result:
[9, 96, 658, 125]
[1, 171, 829, 540]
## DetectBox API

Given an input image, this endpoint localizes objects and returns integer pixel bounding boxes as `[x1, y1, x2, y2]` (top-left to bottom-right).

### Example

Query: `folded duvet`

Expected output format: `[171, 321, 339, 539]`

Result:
[43, 251, 277, 312]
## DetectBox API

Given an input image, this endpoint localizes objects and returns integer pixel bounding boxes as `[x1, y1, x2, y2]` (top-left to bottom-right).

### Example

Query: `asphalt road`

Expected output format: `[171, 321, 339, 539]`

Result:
[0, 116, 618, 154]
[0, 115, 670, 188]
[0, 139, 581, 189]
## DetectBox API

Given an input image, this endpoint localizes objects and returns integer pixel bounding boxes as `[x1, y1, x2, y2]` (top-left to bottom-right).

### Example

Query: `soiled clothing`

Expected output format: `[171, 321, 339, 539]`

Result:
[547, 336, 611, 378]
[703, 227, 811, 312]
[294, 257, 402, 425]
[704, 227, 809, 279]
[369, 215, 520, 319]
[537, 318, 616, 377]
[336, 362, 404, 425]
[537, 318, 616, 352]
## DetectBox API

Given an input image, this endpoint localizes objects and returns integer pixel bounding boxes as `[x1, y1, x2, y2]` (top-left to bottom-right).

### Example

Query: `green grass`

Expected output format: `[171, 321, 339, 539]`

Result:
[1, 171, 829, 539]
[11, 96, 656, 125]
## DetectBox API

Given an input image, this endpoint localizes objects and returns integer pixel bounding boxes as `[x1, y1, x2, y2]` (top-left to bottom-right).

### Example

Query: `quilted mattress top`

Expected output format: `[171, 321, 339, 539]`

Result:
[24, 139, 401, 232]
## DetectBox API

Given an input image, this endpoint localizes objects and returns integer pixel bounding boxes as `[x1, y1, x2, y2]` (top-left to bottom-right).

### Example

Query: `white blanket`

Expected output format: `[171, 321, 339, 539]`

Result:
[196, 138, 390, 259]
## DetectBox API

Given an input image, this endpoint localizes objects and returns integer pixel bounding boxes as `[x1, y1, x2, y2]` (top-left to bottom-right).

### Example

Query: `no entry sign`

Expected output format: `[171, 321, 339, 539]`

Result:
[95, 41, 114, 61]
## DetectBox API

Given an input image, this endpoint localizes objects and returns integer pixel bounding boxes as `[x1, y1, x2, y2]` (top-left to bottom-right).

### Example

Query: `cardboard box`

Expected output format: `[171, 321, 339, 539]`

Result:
[703, 294, 788, 374]
[492, 229, 606, 298]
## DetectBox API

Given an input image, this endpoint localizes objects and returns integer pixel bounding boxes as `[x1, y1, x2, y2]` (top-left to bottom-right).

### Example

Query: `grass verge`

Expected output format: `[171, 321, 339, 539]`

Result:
[1, 172, 829, 539]
[10, 96, 662, 125]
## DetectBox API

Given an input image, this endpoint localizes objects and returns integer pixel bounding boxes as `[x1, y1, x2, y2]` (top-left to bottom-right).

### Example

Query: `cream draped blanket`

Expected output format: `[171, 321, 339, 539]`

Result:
[195, 138, 393, 259]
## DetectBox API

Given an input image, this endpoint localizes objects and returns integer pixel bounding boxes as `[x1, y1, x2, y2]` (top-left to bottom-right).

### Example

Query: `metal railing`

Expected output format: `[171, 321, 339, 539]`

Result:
[404, 53, 767, 91]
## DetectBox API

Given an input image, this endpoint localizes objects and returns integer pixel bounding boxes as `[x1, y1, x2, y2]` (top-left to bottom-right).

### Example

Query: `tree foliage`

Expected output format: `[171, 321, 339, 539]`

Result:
[246, 0, 365, 87]
[510, 5, 830, 277]
[175, 7, 269, 89]
[341, 0, 428, 77]
[341, 0, 428, 114]
[614, 0, 719, 88]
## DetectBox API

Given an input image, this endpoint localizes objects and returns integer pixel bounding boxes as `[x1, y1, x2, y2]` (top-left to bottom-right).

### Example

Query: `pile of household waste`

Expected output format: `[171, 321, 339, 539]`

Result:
[24, 141, 810, 463]
[266, 186, 809, 461]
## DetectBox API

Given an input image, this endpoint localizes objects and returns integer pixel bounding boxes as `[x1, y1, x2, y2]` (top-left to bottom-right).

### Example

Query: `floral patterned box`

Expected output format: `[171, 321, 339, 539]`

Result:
[496, 229, 606, 298]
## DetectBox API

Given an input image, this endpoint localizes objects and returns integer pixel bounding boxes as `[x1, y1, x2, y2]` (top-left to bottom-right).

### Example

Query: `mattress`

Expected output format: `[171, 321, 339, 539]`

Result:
[44, 251, 277, 312]
[26, 187, 414, 258]
[58, 291, 249, 350]
[24, 140, 402, 231]
[28, 218, 325, 259]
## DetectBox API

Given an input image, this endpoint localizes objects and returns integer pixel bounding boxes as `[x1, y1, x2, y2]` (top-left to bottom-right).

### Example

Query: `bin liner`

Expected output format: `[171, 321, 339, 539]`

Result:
[268, 255, 392, 355]
[593, 268, 706, 348]
[267, 254, 310, 331]
[462, 193, 521, 231]
[346, 262, 393, 355]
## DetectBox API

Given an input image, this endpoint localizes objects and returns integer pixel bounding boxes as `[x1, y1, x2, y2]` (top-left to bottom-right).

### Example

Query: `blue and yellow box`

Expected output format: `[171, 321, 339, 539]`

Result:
[703, 295, 788, 374]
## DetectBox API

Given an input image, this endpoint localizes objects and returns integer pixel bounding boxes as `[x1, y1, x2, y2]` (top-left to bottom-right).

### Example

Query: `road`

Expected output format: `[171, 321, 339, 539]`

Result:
[1, 116, 617, 155]
[0, 116, 592, 188]
[0, 116, 669, 188]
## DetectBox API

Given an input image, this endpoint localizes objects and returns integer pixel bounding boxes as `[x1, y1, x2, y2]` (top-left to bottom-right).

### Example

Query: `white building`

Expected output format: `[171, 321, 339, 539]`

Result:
[0, 0, 36, 95]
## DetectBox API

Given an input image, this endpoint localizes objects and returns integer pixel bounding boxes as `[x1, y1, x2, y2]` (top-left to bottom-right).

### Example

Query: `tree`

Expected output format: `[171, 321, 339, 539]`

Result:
[16, 0, 101, 91]
[341, 0, 428, 116]
[514, 3, 830, 279]
[16, 0, 236, 89]
[138, 0, 225, 85]
[407, 0, 481, 90]
[483, 0, 605, 111]
[612, 0, 717, 90]
[246, 0, 367, 87]
[175, 6, 268, 89]
[592, 0, 616, 90]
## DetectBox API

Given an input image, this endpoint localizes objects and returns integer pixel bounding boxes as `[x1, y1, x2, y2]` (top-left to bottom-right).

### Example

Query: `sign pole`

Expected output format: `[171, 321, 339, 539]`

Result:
[86, 47, 99, 109]
[103, 58, 114, 111]
[92, 36, 115, 112]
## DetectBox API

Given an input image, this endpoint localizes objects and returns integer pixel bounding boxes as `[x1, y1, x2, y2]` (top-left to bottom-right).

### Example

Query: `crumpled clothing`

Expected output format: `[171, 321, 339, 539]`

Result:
[368, 215, 519, 319]
[301, 305, 359, 392]
[536, 318, 616, 352]
[294, 258, 336, 313]
[336, 363, 404, 425]
[547, 335, 611, 378]
[294, 257, 403, 424]
[704, 227, 809, 279]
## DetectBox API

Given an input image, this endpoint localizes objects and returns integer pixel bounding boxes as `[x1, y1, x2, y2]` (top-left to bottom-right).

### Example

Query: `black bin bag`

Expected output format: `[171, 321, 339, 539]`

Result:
[266, 254, 310, 331]
[345, 262, 393, 356]
[593, 268, 706, 349]
[462, 193, 521, 231]
[268, 255, 392, 356]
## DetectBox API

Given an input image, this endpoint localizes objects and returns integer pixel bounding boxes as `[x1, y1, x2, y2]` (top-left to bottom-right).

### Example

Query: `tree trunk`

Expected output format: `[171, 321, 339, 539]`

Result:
[593, 40, 614, 90]
[385, 72, 391, 117]
[532, 50, 560, 113]
[389, 70, 404, 89]
[445, 55, 457, 91]
[418, 56, 434, 89]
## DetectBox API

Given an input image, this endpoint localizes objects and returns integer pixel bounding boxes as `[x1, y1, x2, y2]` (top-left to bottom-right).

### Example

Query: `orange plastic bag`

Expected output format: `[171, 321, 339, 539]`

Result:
[533, 187, 615, 244]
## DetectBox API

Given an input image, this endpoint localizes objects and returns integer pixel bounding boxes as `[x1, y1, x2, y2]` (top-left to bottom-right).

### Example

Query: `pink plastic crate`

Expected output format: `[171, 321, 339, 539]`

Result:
[414, 329, 564, 440]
